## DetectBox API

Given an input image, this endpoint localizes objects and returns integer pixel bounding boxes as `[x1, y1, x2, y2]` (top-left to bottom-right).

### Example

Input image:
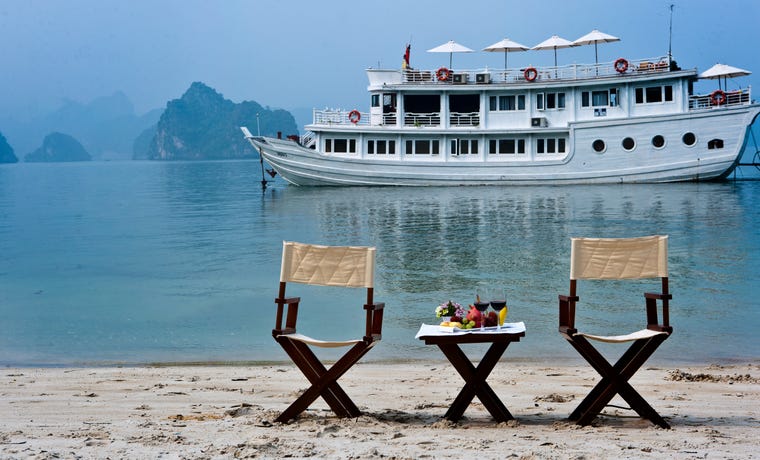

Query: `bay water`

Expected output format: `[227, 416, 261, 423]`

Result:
[1, 161, 758, 366]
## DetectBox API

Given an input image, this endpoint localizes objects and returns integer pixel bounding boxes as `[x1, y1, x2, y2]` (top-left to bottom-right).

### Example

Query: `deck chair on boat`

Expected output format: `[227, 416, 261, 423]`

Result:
[272, 241, 384, 423]
[558, 235, 673, 428]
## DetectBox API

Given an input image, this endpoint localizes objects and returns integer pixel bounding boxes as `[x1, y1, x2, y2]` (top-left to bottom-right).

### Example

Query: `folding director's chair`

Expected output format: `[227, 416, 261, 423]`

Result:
[272, 241, 384, 423]
[558, 235, 673, 428]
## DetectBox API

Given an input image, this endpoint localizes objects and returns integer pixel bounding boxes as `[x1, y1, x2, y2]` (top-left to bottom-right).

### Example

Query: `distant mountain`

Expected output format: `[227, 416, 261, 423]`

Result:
[0, 132, 18, 163]
[25, 132, 91, 162]
[1, 92, 161, 160]
[144, 82, 298, 160]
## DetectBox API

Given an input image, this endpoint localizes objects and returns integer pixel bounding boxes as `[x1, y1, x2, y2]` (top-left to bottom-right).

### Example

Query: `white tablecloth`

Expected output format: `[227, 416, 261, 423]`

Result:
[415, 321, 526, 339]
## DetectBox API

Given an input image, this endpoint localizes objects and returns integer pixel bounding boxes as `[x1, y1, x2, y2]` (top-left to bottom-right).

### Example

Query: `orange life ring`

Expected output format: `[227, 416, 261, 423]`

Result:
[710, 90, 726, 106]
[614, 58, 628, 73]
[524, 67, 538, 82]
[436, 67, 451, 81]
[348, 110, 361, 124]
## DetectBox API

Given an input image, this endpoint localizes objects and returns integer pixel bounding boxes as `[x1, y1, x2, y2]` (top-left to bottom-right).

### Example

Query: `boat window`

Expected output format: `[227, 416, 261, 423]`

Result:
[489, 95, 526, 112]
[488, 138, 526, 154]
[707, 139, 724, 150]
[415, 140, 429, 154]
[371, 94, 380, 107]
[536, 137, 567, 154]
[592, 91, 608, 107]
[335, 139, 347, 152]
[581, 89, 618, 108]
[622, 137, 636, 151]
[537, 92, 565, 110]
[406, 139, 439, 155]
[646, 87, 662, 103]
[403, 94, 440, 113]
[451, 139, 478, 155]
[682, 132, 696, 147]
[367, 140, 396, 155]
[651, 135, 665, 148]
[326, 138, 356, 154]
[592, 139, 606, 153]
[449, 94, 480, 113]
[635, 85, 674, 104]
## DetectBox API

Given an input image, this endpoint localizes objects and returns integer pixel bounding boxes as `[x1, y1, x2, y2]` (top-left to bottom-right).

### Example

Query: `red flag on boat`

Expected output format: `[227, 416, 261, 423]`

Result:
[402, 44, 411, 69]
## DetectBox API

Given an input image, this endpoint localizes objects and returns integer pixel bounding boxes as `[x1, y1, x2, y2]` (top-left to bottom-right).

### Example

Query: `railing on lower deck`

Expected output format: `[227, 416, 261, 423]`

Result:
[450, 112, 479, 126]
[689, 87, 752, 110]
[313, 109, 369, 125]
[404, 112, 441, 126]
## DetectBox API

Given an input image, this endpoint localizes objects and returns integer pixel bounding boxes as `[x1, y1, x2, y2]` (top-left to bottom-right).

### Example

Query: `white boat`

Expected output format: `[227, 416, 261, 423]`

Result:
[242, 48, 759, 186]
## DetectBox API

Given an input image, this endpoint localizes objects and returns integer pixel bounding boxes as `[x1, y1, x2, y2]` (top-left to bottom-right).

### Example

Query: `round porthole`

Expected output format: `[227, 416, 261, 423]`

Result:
[682, 132, 696, 146]
[652, 135, 665, 149]
[622, 137, 635, 151]
[592, 139, 606, 153]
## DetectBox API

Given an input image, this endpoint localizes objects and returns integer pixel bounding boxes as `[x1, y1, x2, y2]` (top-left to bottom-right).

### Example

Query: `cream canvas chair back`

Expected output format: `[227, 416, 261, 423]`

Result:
[280, 241, 376, 288]
[570, 235, 668, 280]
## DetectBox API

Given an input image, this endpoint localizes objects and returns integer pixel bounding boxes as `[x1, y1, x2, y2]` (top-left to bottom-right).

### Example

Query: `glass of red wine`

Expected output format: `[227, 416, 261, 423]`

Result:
[474, 293, 490, 330]
[490, 289, 507, 330]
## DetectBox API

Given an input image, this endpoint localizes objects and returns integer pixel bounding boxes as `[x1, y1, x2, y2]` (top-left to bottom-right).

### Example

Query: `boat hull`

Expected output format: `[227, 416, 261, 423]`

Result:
[245, 105, 760, 186]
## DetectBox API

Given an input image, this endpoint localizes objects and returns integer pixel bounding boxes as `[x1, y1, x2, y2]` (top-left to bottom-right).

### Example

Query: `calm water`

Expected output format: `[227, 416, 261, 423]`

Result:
[0, 161, 758, 366]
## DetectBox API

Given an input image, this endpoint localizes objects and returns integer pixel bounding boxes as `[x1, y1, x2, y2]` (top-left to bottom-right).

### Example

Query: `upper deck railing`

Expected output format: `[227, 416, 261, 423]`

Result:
[398, 56, 673, 85]
[688, 88, 752, 109]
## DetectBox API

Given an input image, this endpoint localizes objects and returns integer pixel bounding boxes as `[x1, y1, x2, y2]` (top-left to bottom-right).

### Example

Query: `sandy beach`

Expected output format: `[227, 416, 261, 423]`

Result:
[1, 361, 758, 459]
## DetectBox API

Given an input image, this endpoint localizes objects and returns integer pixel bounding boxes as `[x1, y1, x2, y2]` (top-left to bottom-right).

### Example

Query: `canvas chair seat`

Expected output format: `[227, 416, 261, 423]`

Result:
[559, 235, 672, 429]
[574, 328, 667, 343]
[276, 332, 364, 348]
[270, 241, 384, 423]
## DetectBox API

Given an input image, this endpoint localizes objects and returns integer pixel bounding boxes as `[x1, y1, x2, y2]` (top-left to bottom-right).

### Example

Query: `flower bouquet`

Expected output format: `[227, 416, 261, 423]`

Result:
[435, 300, 464, 319]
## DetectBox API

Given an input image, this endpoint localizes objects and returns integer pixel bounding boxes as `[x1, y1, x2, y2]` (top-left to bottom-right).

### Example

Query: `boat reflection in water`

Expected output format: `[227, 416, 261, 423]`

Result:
[294, 182, 754, 363]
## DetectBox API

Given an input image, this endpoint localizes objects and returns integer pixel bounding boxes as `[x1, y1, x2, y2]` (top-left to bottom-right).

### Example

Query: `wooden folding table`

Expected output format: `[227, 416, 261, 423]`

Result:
[415, 322, 526, 422]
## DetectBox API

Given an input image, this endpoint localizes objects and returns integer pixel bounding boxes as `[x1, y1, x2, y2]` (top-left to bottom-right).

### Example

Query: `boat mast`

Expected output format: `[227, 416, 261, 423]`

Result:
[668, 3, 674, 66]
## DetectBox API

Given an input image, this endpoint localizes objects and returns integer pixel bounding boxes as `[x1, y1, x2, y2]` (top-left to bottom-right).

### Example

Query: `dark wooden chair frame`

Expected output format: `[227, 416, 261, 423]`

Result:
[273, 281, 384, 423]
[559, 277, 673, 428]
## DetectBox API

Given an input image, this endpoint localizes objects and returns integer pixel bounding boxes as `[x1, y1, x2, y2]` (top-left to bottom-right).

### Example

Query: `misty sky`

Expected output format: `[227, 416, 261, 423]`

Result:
[1, 0, 759, 121]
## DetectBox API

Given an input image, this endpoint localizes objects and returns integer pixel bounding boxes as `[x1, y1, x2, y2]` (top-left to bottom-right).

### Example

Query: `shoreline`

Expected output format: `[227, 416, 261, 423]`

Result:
[4, 355, 758, 369]
[2, 362, 758, 459]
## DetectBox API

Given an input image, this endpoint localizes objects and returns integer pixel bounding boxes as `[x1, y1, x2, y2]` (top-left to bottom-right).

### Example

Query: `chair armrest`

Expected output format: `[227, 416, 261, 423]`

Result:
[277, 296, 301, 305]
[274, 296, 301, 332]
[364, 302, 385, 341]
[558, 295, 579, 330]
[272, 327, 296, 337]
[645, 292, 672, 300]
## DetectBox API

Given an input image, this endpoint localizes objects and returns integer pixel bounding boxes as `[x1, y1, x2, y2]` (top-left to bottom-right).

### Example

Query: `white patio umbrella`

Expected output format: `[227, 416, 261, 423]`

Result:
[531, 35, 576, 67]
[427, 40, 474, 68]
[483, 38, 529, 69]
[699, 63, 751, 91]
[573, 29, 620, 64]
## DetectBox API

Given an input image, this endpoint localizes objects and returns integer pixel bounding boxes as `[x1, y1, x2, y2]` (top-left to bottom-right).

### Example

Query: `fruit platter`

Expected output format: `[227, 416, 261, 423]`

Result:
[437, 299, 508, 330]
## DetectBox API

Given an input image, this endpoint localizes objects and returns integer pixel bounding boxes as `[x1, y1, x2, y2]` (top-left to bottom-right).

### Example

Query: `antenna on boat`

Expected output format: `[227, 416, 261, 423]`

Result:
[668, 3, 674, 65]
[256, 113, 268, 190]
